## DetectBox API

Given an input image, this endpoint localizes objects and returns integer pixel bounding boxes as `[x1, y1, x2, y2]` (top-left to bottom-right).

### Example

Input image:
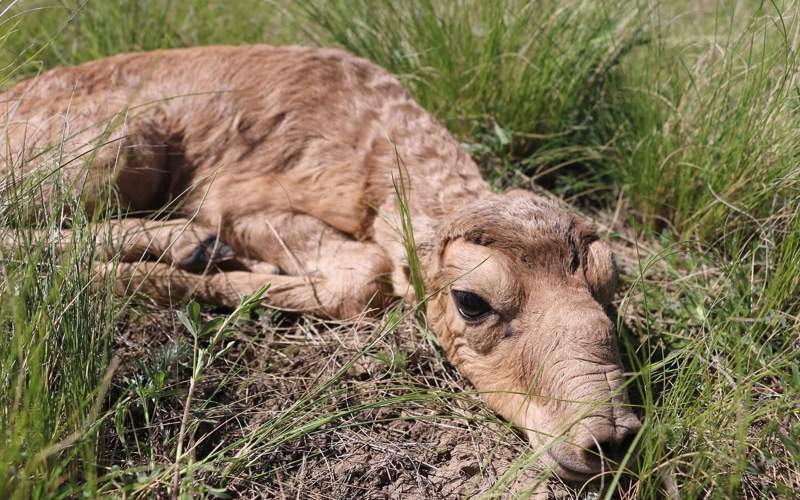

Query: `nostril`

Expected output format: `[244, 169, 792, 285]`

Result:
[585, 439, 615, 463]
[585, 429, 638, 464]
[616, 428, 638, 456]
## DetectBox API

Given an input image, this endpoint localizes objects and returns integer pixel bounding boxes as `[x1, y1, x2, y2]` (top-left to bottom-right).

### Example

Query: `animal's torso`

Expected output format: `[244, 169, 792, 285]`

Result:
[4, 45, 490, 239]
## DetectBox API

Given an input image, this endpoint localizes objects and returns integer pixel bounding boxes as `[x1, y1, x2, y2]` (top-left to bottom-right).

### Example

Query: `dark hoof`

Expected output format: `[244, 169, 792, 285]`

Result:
[178, 236, 236, 272]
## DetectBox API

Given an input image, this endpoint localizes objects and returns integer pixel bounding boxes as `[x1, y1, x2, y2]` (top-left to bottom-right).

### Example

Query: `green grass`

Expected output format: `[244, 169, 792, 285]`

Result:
[1, 0, 798, 498]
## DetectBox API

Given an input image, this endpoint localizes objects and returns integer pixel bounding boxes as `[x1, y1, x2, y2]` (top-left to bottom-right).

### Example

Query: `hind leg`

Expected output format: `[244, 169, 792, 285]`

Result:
[1, 90, 176, 221]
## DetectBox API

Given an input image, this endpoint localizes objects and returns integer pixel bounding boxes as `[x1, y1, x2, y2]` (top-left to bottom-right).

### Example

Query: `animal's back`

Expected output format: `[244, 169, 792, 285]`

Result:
[2, 45, 489, 236]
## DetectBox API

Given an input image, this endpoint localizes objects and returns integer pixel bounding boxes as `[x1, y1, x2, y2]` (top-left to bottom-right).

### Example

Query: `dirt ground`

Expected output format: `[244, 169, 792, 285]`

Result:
[107, 303, 584, 499]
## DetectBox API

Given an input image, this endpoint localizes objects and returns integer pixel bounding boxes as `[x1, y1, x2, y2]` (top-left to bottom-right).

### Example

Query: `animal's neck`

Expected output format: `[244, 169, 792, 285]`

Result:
[370, 162, 492, 303]
[366, 111, 493, 300]
[390, 160, 491, 229]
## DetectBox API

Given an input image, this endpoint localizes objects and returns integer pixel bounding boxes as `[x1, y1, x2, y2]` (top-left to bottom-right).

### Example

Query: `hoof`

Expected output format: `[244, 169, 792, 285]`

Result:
[178, 235, 236, 272]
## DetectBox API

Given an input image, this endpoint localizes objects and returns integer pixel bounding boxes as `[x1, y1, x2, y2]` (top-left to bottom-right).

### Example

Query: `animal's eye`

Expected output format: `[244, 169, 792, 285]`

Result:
[451, 290, 492, 322]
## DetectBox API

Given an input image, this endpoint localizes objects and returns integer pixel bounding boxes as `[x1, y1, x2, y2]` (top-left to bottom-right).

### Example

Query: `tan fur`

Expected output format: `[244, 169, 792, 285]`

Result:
[0, 45, 640, 481]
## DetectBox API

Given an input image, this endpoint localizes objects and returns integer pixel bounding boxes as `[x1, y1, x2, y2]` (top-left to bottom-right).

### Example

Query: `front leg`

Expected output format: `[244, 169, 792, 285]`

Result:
[0, 217, 236, 271]
[98, 218, 236, 271]
[102, 211, 395, 318]
[104, 256, 390, 319]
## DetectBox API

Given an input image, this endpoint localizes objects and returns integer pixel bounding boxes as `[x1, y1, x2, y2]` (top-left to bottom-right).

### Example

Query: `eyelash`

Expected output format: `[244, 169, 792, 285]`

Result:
[451, 289, 493, 322]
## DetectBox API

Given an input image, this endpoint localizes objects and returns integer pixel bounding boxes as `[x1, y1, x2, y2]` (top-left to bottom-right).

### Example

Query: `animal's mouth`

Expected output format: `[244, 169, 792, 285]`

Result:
[545, 451, 604, 482]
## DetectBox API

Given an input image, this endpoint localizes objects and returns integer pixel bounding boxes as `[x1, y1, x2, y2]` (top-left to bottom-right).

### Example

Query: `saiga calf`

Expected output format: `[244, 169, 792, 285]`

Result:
[0, 45, 641, 481]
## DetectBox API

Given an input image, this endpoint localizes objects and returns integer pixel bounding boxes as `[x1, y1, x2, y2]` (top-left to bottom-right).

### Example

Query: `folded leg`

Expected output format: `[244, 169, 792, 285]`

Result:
[102, 261, 315, 310]
[0, 217, 235, 271]
[1, 90, 179, 220]
[104, 211, 395, 318]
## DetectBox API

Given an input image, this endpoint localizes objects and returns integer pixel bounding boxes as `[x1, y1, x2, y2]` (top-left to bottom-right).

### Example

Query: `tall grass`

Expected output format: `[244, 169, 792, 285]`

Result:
[0, 0, 798, 497]
[0, 180, 116, 497]
[607, 7, 800, 493]
[294, 0, 646, 190]
[604, 2, 800, 241]
[0, 0, 294, 76]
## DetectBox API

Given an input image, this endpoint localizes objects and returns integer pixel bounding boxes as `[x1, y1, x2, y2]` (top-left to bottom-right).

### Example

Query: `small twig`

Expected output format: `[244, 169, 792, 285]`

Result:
[171, 288, 267, 498]
[172, 375, 197, 498]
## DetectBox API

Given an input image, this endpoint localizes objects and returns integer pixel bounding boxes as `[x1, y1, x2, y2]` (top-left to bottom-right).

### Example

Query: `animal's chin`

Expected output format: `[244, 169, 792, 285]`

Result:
[543, 452, 602, 483]
[525, 430, 602, 484]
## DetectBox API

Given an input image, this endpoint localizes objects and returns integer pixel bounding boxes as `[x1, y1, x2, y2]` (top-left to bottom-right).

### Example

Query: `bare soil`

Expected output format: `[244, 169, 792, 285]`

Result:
[106, 304, 574, 499]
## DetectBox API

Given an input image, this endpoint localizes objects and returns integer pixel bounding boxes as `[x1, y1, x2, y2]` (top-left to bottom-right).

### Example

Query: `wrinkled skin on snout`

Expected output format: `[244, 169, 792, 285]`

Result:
[425, 195, 642, 481]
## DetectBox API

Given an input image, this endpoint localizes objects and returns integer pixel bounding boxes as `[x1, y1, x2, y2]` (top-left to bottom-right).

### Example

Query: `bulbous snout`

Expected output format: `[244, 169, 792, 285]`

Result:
[544, 410, 641, 481]
[529, 302, 642, 481]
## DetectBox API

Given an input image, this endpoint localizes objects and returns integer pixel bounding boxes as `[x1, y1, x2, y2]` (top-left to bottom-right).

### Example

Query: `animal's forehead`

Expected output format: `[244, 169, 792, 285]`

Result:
[440, 196, 595, 280]
[441, 240, 522, 305]
[444, 197, 580, 246]
[442, 240, 510, 275]
[458, 211, 578, 261]
[442, 236, 575, 279]
[444, 232, 572, 277]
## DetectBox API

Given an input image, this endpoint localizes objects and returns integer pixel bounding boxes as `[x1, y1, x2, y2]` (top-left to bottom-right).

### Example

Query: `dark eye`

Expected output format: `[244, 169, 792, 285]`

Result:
[451, 290, 492, 322]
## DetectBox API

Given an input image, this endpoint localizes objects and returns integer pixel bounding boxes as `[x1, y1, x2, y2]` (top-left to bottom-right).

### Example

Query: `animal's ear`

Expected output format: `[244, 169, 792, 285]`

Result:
[585, 239, 617, 306]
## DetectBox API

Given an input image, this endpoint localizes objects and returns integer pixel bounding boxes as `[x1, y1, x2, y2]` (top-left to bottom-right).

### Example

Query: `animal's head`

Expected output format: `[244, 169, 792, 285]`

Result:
[424, 192, 641, 481]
